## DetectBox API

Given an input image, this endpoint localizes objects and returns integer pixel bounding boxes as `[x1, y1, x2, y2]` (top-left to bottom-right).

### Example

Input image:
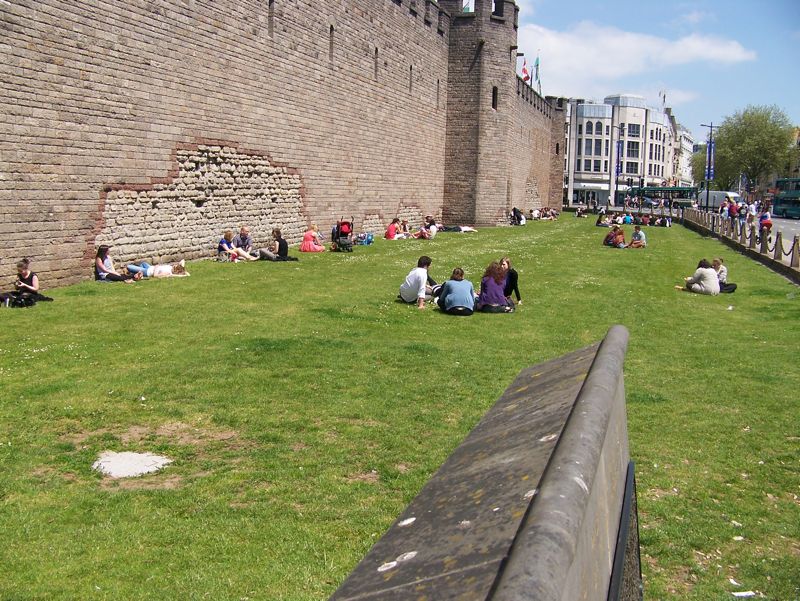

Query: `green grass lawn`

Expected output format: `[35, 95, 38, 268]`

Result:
[1, 218, 798, 600]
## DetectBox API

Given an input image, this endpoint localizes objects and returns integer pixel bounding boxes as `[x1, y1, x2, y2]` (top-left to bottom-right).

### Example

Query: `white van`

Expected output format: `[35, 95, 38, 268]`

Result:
[696, 190, 741, 209]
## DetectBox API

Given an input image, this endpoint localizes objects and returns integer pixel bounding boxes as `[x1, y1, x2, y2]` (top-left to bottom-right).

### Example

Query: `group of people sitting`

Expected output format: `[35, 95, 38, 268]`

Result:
[675, 257, 736, 295]
[385, 216, 478, 240]
[510, 207, 560, 224]
[602, 225, 647, 249]
[217, 226, 296, 261]
[398, 255, 521, 315]
[596, 213, 671, 227]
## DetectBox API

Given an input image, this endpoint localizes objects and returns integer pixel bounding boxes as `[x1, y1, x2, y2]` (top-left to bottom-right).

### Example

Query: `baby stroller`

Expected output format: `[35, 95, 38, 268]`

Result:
[331, 217, 355, 252]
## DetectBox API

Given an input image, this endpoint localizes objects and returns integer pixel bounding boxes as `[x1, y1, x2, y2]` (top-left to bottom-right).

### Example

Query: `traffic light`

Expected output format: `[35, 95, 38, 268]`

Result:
[639, 177, 644, 188]
[627, 177, 633, 187]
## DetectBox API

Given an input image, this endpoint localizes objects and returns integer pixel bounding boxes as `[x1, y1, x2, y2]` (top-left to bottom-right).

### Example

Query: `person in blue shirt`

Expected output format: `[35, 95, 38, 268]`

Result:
[627, 225, 647, 248]
[437, 267, 476, 316]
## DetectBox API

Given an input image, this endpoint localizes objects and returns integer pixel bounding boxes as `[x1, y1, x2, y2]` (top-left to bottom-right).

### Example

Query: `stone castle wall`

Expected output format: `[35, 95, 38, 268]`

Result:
[0, 0, 451, 287]
[1, 0, 563, 288]
[508, 80, 564, 212]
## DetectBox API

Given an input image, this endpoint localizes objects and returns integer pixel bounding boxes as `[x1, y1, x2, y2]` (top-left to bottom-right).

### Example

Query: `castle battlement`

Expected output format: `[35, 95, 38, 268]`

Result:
[387, 0, 451, 37]
[517, 77, 553, 119]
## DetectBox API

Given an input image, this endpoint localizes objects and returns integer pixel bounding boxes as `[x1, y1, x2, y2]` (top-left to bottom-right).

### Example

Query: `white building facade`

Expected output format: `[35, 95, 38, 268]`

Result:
[563, 94, 693, 206]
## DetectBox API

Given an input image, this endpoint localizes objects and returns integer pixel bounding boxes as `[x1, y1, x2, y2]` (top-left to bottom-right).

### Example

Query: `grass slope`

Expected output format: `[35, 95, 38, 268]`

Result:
[0, 219, 798, 600]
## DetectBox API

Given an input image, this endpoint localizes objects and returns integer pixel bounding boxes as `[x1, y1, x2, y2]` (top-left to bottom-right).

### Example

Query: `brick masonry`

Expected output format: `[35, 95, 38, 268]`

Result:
[1, 0, 562, 289]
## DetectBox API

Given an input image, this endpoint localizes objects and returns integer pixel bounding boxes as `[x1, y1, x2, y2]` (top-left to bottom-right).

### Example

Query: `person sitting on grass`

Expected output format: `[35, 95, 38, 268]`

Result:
[412, 216, 438, 239]
[95, 245, 139, 282]
[260, 228, 297, 261]
[436, 267, 475, 316]
[627, 225, 647, 248]
[385, 218, 401, 240]
[299, 224, 325, 252]
[500, 256, 521, 306]
[612, 227, 626, 248]
[218, 230, 258, 261]
[232, 226, 255, 256]
[14, 259, 39, 295]
[602, 226, 618, 246]
[712, 257, 737, 293]
[476, 261, 514, 313]
[595, 214, 612, 227]
[399, 255, 434, 310]
[125, 260, 189, 278]
[675, 259, 720, 295]
[1, 259, 54, 307]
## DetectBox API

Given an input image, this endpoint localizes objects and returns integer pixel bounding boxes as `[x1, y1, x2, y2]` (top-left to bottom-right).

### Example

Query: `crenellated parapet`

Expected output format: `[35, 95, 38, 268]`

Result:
[387, 0, 451, 37]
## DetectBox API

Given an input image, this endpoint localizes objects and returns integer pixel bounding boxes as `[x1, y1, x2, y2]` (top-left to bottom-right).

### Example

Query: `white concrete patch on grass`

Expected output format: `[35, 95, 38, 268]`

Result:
[92, 451, 173, 478]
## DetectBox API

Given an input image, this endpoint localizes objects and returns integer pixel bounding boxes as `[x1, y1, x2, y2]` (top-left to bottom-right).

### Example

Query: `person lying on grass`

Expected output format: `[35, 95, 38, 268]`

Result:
[125, 260, 189, 278]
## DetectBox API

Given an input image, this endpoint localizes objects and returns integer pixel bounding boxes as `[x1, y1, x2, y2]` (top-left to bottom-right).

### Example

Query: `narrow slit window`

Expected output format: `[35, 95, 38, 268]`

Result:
[409, 65, 413, 93]
[374, 47, 379, 80]
[436, 79, 440, 109]
[491, 86, 498, 110]
[329, 25, 334, 62]
[268, 0, 274, 37]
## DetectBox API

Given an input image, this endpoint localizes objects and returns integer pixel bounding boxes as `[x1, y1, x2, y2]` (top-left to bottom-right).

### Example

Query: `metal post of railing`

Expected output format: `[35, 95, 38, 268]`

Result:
[773, 231, 783, 261]
[791, 236, 800, 269]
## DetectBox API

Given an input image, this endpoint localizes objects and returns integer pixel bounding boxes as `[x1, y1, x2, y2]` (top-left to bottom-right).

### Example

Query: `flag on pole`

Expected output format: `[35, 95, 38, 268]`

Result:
[521, 59, 530, 82]
[533, 55, 540, 83]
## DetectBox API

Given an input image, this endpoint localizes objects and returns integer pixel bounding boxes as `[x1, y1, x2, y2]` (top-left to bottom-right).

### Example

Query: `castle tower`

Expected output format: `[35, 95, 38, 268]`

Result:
[440, 0, 521, 225]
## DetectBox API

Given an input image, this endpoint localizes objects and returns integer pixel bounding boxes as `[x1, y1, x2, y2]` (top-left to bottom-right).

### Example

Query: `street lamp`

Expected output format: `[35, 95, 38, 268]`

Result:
[700, 122, 719, 211]
[611, 123, 625, 208]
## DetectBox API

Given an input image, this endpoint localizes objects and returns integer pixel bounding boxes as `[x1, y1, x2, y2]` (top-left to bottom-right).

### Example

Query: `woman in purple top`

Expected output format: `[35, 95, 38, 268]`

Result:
[476, 261, 514, 313]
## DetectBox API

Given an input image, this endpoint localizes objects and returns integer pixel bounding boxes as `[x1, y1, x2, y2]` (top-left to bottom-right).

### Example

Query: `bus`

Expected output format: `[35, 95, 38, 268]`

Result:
[628, 186, 699, 208]
[773, 178, 800, 219]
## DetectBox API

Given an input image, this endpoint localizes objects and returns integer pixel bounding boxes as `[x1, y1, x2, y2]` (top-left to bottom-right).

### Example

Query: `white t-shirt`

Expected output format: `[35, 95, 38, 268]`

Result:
[399, 267, 428, 303]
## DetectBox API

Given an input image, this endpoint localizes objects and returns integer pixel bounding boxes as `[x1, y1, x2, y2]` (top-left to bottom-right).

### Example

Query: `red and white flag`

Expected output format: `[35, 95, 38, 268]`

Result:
[521, 59, 530, 82]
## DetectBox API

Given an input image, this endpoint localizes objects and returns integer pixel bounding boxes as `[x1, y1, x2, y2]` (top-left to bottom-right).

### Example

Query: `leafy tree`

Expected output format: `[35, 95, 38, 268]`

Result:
[715, 105, 795, 190]
[691, 144, 707, 186]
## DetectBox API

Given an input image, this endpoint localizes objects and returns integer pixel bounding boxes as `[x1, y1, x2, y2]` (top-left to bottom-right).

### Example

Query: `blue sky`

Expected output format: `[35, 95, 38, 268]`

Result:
[515, 0, 800, 143]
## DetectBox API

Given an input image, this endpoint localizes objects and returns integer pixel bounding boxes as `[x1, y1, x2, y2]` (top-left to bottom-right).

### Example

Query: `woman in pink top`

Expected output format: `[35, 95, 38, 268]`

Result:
[299, 224, 325, 252]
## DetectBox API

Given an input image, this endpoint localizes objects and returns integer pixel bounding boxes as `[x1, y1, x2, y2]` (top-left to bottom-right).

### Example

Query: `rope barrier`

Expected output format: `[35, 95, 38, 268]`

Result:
[685, 209, 799, 268]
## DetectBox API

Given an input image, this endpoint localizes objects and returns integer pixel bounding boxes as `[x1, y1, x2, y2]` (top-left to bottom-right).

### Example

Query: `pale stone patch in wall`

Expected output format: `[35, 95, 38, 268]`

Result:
[525, 174, 542, 210]
[97, 145, 308, 263]
[361, 214, 384, 235]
